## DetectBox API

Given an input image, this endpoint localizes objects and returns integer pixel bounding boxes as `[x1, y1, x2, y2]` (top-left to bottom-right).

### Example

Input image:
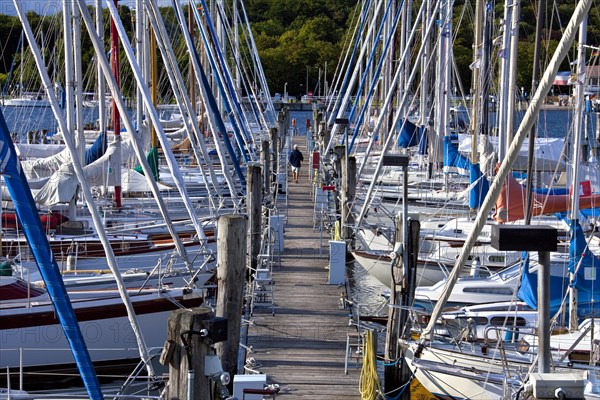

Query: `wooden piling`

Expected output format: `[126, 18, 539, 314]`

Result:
[320, 121, 330, 152]
[333, 145, 345, 221]
[341, 155, 356, 243]
[269, 127, 279, 181]
[247, 163, 262, 274]
[385, 218, 420, 398]
[277, 110, 286, 149]
[215, 215, 247, 379]
[161, 307, 213, 400]
[260, 139, 270, 194]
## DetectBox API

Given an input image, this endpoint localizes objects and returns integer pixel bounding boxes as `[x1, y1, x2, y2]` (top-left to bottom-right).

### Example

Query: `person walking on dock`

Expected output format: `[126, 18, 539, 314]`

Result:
[289, 144, 304, 183]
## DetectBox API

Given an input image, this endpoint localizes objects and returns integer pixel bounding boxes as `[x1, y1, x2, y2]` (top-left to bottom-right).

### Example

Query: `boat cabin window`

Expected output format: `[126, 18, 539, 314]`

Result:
[463, 287, 514, 295]
[490, 317, 528, 327]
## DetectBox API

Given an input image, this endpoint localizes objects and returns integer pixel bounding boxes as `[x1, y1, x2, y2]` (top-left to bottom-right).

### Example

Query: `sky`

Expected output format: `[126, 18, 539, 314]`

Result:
[0, 1, 174, 16]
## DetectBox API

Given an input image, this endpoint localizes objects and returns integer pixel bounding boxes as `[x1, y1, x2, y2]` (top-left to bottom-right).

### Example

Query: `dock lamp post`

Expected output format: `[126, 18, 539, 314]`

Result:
[284, 82, 287, 102]
[381, 154, 410, 266]
[490, 225, 557, 373]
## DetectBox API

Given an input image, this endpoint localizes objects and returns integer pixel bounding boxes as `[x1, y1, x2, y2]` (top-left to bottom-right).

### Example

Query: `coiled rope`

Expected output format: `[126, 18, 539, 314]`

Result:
[359, 329, 383, 399]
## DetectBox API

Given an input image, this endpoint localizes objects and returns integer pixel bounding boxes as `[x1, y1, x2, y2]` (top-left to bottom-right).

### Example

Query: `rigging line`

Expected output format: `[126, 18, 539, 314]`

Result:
[143, 0, 224, 204]
[1, 29, 22, 98]
[185, 0, 247, 188]
[235, 22, 272, 132]
[327, 0, 374, 129]
[213, 0, 263, 141]
[158, 7, 239, 203]
[189, 0, 252, 164]
[75, 1, 193, 256]
[326, 0, 363, 113]
[347, 0, 406, 153]
[196, 0, 254, 159]
[217, 2, 269, 133]
[325, 1, 361, 104]
[237, 0, 277, 126]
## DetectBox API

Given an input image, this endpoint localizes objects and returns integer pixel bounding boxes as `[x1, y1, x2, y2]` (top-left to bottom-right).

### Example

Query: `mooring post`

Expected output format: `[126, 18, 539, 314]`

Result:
[385, 215, 419, 398]
[384, 214, 404, 393]
[161, 307, 213, 400]
[216, 215, 247, 380]
[333, 144, 345, 225]
[341, 155, 356, 243]
[320, 121, 330, 153]
[277, 110, 287, 151]
[247, 163, 263, 274]
[269, 127, 279, 190]
[260, 139, 271, 194]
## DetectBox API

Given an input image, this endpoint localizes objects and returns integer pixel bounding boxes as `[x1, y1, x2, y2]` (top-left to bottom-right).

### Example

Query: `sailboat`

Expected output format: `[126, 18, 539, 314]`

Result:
[2, 31, 50, 108]
[399, 0, 600, 397]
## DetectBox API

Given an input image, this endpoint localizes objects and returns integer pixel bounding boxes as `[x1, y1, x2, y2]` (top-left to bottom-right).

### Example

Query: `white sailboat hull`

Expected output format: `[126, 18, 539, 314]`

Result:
[403, 341, 524, 399]
[2, 98, 50, 107]
[0, 289, 203, 370]
[351, 250, 447, 288]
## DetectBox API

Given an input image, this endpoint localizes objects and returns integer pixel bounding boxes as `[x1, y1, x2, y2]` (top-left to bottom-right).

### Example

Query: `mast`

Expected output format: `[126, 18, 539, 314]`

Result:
[525, 0, 546, 224]
[73, 4, 85, 163]
[420, 0, 431, 171]
[569, 13, 589, 331]
[151, 22, 158, 150]
[20, 29, 23, 98]
[96, 0, 106, 136]
[136, 0, 144, 135]
[63, 0, 76, 221]
[505, 0, 521, 146]
[434, 0, 452, 149]
[111, 0, 122, 208]
[496, 0, 512, 160]
[189, 1, 197, 112]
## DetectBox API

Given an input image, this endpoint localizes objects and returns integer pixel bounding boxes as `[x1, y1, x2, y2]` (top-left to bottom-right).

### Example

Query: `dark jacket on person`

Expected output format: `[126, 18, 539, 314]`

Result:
[289, 149, 304, 168]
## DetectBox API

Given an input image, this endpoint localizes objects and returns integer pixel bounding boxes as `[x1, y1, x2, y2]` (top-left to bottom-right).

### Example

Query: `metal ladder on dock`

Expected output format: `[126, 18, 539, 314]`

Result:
[250, 251, 275, 316]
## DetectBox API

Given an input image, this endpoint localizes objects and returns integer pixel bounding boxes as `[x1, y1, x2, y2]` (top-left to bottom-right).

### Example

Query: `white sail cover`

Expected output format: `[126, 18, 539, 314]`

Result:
[31, 139, 165, 206]
[457, 134, 566, 172]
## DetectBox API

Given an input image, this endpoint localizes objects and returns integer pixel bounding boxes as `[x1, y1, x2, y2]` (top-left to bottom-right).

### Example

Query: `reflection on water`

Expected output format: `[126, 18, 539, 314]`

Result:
[347, 259, 389, 316]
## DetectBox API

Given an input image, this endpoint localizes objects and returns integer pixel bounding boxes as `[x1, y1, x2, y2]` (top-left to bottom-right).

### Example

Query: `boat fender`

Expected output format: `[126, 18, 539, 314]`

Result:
[66, 252, 77, 271]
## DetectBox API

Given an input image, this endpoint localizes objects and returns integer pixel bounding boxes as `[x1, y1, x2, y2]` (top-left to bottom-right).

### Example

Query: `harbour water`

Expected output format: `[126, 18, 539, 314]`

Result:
[0, 104, 581, 138]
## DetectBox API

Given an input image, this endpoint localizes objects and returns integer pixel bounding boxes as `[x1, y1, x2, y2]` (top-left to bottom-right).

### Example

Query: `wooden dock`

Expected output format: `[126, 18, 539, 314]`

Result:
[245, 139, 361, 398]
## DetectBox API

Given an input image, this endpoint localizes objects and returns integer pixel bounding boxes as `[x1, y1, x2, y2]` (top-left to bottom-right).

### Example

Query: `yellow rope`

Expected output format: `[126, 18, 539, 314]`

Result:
[359, 330, 383, 400]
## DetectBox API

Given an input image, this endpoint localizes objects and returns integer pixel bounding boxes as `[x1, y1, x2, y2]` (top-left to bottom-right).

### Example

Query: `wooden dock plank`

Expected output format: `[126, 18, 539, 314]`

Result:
[245, 138, 361, 398]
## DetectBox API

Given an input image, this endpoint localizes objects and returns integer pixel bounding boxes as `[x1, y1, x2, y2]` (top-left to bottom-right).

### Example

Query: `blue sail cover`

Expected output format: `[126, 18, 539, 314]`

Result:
[443, 134, 470, 175]
[0, 109, 103, 398]
[568, 219, 600, 302]
[84, 132, 107, 165]
[518, 220, 600, 319]
[397, 118, 419, 148]
[517, 253, 571, 317]
[469, 163, 490, 209]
